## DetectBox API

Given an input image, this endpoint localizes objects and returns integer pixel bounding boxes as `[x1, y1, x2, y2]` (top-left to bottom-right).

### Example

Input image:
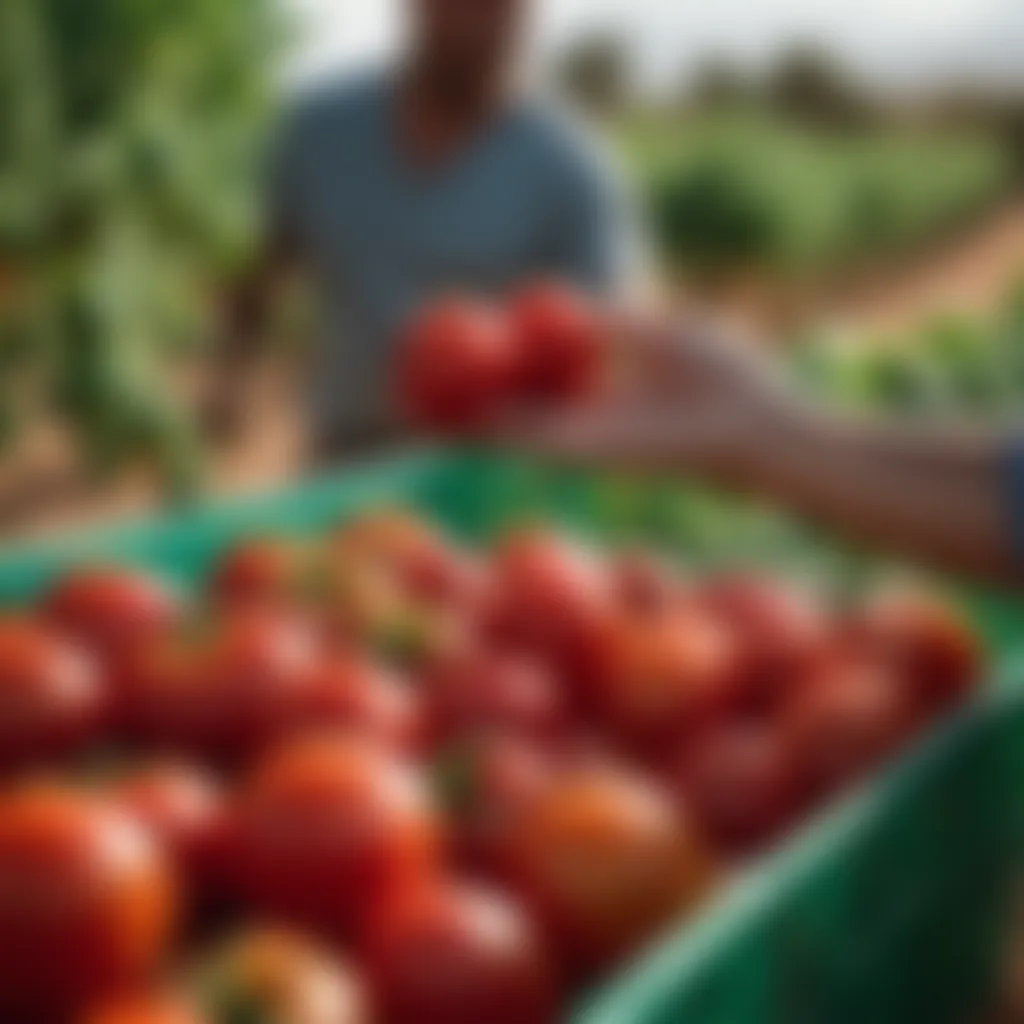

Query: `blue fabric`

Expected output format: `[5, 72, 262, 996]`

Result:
[269, 72, 641, 440]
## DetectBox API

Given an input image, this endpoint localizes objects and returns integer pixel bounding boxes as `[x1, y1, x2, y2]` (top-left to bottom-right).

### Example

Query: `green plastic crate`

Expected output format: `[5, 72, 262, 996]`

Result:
[1, 448, 1023, 1024]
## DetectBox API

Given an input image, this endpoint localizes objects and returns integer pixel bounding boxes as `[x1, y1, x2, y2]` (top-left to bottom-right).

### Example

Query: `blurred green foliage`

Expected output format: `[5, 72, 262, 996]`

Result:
[0, 0, 285, 499]
[626, 113, 1014, 278]
[792, 282, 1024, 417]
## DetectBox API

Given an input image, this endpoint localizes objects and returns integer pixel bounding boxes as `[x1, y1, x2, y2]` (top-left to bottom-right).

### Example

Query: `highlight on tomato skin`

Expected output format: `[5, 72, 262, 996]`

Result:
[0, 616, 108, 770]
[0, 783, 181, 1022]
[230, 734, 444, 942]
[361, 878, 560, 1024]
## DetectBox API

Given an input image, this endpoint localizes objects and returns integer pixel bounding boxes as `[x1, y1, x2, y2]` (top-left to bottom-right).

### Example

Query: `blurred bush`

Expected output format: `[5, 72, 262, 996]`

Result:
[0, 0, 284, 498]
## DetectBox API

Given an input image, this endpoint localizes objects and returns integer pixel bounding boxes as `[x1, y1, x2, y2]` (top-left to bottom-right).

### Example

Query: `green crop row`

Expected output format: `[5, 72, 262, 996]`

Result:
[625, 113, 1014, 278]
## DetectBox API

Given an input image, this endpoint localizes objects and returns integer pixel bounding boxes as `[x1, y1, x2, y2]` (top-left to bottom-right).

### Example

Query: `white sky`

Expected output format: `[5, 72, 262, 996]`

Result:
[285, 0, 1024, 95]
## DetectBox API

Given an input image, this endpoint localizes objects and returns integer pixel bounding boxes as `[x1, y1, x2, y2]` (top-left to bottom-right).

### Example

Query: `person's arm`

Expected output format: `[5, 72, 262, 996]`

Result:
[500, 318, 1019, 586]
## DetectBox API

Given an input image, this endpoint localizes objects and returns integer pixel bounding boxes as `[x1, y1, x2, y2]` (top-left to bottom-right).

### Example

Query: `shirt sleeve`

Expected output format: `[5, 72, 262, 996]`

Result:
[545, 125, 652, 298]
[264, 103, 311, 250]
[1003, 437, 1024, 566]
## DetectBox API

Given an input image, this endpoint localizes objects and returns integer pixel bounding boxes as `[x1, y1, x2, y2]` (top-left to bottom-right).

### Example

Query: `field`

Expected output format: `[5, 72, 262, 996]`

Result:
[625, 113, 1015, 280]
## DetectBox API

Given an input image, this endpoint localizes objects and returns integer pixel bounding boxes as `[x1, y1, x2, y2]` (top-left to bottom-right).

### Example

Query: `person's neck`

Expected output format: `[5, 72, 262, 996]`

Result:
[397, 55, 515, 168]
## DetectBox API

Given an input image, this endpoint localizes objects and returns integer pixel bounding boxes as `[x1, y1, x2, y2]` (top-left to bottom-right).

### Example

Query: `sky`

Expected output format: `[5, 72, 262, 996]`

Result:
[285, 0, 1024, 96]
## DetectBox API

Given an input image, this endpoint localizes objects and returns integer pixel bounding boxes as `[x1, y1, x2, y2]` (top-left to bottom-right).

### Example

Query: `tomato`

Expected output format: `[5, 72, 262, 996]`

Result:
[699, 575, 832, 710]
[211, 536, 313, 610]
[670, 721, 806, 857]
[504, 765, 713, 979]
[509, 281, 603, 403]
[610, 550, 688, 615]
[118, 609, 318, 763]
[433, 735, 556, 877]
[297, 653, 423, 753]
[423, 649, 567, 751]
[785, 652, 913, 798]
[188, 929, 368, 1024]
[107, 763, 229, 898]
[590, 604, 741, 757]
[0, 617, 106, 769]
[45, 568, 182, 663]
[855, 585, 983, 718]
[78, 992, 206, 1024]
[490, 530, 613, 703]
[362, 880, 558, 1024]
[0, 785, 179, 1021]
[232, 736, 442, 940]
[397, 297, 518, 433]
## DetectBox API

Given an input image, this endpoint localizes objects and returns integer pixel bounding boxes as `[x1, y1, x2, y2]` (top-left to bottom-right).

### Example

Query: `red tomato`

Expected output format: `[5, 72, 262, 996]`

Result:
[79, 992, 206, 1024]
[397, 297, 518, 432]
[785, 652, 914, 798]
[188, 929, 368, 1024]
[0, 617, 106, 769]
[118, 609, 318, 763]
[504, 765, 713, 979]
[855, 586, 983, 718]
[362, 880, 558, 1024]
[45, 568, 181, 662]
[0, 785, 179, 1021]
[433, 735, 556, 877]
[509, 281, 603, 402]
[423, 649, 567, 750]
[670, 721, 806, 857]
[211, 537, 312, 610]
[700, 575, 832, 710]
[590, 604, 742, 757]
[107, 763, 229, 897]
[297, 653, 423, 753]
[610, 550, 688, 615]
[491, 529, 613, 702]
[232, 736, 442, 940]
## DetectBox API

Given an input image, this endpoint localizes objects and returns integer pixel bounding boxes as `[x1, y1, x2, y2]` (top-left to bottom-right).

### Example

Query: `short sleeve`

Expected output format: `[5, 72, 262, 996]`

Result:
[263, 102, 313, 248]
[544, 122, 651, 298]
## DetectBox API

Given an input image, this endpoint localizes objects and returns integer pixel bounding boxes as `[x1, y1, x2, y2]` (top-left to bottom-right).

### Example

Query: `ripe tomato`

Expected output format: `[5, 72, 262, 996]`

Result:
[397, 297, 518, 433]
[504, 765, 713, 978]
[45, 567, 181, 662]
[297, 653, 423, 753]
[670, 721, 806, 857]
[362, 880, 558, 1024]
[107, 763, 229, 898]
[509, 281, 603, 402]
[423, 649, 567, 751]
[855, 585, 983, 718]
[211, 536, 313, 610]
[188, 929, 368, 1024]
[0, 785, 179, 1021]
[232, 736, 442, 940]
[699, 575, 832, 710]
[118, 609, 318, 763]
[590, 604, 741, 757]
[78, 992, 206, 1024]
[491, 529, 613, 702]
[610, 550, 688, 615]
[0, 617, 106, 769]
[785, 652, 913, 798]
[433, 735, 556, 877]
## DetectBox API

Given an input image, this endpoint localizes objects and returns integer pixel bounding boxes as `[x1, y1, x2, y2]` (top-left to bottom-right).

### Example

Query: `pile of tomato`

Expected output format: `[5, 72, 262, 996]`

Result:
[0, 508, 983, 1023]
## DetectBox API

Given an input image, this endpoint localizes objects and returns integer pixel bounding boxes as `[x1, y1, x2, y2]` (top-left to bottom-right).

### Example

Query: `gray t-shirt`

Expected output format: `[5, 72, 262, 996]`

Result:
[270, 72, 641, 441]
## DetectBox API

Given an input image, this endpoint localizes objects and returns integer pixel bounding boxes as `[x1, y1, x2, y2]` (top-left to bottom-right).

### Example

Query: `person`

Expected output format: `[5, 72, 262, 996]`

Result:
[501, 316, 1018, 586]
[210, 0, 642, 460]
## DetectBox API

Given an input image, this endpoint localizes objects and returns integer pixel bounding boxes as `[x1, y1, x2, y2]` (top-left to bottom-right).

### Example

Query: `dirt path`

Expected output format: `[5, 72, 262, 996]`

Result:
[821, 198, 1024, 333]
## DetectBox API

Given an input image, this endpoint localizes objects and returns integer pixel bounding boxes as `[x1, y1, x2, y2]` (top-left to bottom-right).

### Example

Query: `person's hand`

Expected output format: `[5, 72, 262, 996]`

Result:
[494, 312, 795, 481]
